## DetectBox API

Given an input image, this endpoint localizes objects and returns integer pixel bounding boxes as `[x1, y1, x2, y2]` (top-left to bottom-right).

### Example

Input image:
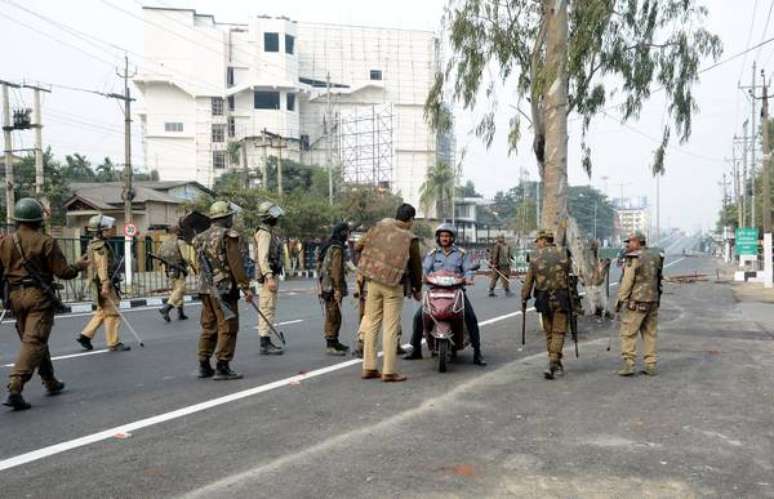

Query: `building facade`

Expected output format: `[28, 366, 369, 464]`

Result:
[134, 7, 448, 215]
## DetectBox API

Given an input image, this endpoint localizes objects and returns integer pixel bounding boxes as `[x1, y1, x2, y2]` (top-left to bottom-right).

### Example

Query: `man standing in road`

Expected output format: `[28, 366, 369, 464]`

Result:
[521, 230, 573, 380]
[76, 214, 131, 353]
[1, 198, 90, 411]
[357, 203, 422, 382]
[158, 225, 195, 322]
[317, 222, 351, 356]
[614, 231, 664, 376]
[194, 201, 254, 380]
[489, 234, 513, 297]
[254, 201, 285, 355]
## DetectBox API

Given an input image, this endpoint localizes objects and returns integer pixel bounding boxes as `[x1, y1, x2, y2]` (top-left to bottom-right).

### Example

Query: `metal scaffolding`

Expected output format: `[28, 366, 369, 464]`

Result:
[338, 103, 393, 188]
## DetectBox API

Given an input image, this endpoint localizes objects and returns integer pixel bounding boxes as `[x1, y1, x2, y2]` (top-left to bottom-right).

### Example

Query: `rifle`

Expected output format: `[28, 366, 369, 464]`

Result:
[567, 274, 579, 358]
[12, 233, 67, 313]
[520, 300, 527, 347]
[197, 248, 237, 321]
[149, 253, 188, 277]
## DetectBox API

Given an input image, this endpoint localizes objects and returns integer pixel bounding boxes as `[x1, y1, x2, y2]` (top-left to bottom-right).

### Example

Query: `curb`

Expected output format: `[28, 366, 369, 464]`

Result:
[62, 294, 202, 314]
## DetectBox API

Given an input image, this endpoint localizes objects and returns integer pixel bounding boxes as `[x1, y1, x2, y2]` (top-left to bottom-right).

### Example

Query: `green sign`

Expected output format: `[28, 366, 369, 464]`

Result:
[736, 227, 759, 255]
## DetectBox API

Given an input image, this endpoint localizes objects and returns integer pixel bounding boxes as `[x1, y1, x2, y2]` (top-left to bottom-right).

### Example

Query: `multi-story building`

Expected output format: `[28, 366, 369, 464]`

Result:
[134, 6, 448, 214]
[616, 207, 650, 240]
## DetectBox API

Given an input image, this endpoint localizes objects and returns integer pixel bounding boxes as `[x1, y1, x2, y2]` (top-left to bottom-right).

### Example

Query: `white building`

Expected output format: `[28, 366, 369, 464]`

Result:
[617, 207, 650, 239]
[134, 6, 447, 214]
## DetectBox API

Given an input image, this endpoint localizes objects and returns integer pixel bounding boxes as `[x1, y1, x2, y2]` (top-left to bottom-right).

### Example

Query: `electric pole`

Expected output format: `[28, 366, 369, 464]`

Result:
[762, 70, 772, 233]
[742, 120, 749, 227]
[22, 83, 52, 204]
[2, 80, 20, 225]
[326, 73, 333, 206]
[752, 62, 757, 229]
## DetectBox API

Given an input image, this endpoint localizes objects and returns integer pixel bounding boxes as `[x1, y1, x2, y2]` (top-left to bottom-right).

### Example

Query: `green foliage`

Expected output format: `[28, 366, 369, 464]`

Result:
[457, 179, 481, 198]
[568, 185, 616, 242]
[491, 181, 540, 233]
[63, 153, 95, 181]
[419, 161, 456, 219]
[11, 147, 71, 225]
[337, 186, 403, 232]
[95, 157, 119, 182]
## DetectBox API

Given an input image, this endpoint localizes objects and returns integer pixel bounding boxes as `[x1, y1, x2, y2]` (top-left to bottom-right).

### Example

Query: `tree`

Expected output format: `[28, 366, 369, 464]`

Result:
[338, 186, 403, 232]
[95, 157, 119, 182]
[458, 179, 481, 198]
[427, 0, 721, 279]
[63, 153, 95, 181]
[419, 161, 456, 220]
[568, 185, 616, 242]
[11, 147, 72, 225]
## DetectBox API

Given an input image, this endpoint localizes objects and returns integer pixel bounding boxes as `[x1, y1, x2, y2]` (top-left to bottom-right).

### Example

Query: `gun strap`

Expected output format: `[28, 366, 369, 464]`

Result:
[12, 233, 43, 283]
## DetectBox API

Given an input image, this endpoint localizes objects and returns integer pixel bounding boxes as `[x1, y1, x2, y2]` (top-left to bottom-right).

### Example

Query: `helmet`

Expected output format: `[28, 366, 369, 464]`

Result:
[534, 229, 554, 242]
[624, 231, 646, 244]
[13, 198, 44, 222]
[258, 201, 285, 221]
[435, 223, 457, 242]
[87, 214, 116, 232]
[209, 201, 233, 220]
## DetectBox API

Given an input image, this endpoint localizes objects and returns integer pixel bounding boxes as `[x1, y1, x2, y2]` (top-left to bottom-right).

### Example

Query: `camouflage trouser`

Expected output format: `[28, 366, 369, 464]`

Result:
[324, 298, 342, 339]
[541, 310, 567, 362]
[489, 266, 511, 291]
[7, 288, 57, 394]
[619, 305, 658, 366]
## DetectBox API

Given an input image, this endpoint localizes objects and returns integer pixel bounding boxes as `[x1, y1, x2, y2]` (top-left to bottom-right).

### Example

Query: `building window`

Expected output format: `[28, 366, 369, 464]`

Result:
[165, 122, 183, 132]
[370, 69, 383, 81]
[227, 67, 235, 87]
[227, 95, 235, 111]
[286, 93, 296, 111]
[211, 97, 224, 116]
[264, 32, 279, 52]
[254, 90, 280, 109]
[212, 124, 225, 143]
[228, 117, 235, 138]
[213, 150, 226, 169]
[285, 34, 295, 55]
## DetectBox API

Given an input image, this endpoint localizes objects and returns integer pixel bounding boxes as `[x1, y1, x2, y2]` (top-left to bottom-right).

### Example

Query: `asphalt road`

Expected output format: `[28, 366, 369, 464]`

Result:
[4, 239, 771, 497]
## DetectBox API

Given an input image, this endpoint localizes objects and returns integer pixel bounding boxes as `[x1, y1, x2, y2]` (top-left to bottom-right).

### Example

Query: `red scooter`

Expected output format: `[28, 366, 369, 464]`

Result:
[422, 270, 469, 372]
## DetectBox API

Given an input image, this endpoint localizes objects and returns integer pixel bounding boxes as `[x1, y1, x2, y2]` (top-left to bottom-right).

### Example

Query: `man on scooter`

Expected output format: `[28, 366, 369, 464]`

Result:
[404, 223, 487, 366]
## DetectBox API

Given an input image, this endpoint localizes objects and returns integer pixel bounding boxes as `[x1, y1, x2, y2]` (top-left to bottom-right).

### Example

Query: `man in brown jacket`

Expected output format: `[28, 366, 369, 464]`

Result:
[317, 222, 351, 355]
[1, 198, 89, 410]
[357, 203, 422, 382]
[489, 234, 513, 297]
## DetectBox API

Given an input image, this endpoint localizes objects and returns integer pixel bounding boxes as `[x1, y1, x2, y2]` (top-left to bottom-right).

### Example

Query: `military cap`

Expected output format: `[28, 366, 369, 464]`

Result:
[534, 229, 555, 242]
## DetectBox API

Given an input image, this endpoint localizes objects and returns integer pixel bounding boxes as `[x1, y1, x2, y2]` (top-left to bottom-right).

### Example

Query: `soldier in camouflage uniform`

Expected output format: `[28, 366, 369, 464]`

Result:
[614, 231, 664, 376]
[521, 229, 573, 380]
[254, 201, 285, 355]
[488, 234, 513, 297]
[317, 222, 351, 355]
[194, 201, 254, 380]
[158, 226, 195, 322]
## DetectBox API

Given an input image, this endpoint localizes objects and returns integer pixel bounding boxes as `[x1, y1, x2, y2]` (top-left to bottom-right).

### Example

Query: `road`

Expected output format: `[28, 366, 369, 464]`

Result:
[1, 240, 772, 497]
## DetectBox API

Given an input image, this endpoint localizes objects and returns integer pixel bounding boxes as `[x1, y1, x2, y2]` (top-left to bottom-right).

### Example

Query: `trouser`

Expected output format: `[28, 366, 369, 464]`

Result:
[361, 280, 404, 376]
[489, 267, 511, 291]
[198, 294, 239, 362]
[409, 293, 481, 353]
[619, 304, 658, 366]
[541, 309, 567, 362]
[81, 289, 121, 347]
[167, 275, 187, 308]
[586, 285, 606, 314]
[7, 288, 57, 394]
[324, 297, 342, 339]
[257, 282, 278, 338]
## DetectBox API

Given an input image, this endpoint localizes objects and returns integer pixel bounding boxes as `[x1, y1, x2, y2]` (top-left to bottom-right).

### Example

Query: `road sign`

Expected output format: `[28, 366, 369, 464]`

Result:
[735, 227, 758, 256]
[124, 223, 138, 238]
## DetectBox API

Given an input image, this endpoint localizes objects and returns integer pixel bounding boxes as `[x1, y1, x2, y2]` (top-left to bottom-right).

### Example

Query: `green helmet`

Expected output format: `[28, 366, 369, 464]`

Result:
[87, 214, 116, 232]
[258, 201, 285, 221]
[209, 201, 233, 220]
[13, 198, 44, 222]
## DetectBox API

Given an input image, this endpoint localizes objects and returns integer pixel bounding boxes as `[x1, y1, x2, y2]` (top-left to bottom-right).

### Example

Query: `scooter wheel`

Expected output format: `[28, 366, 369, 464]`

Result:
[438, 340, 448, 373]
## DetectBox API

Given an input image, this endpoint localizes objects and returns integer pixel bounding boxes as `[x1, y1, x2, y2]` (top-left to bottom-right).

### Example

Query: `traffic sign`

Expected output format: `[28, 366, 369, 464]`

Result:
[124, 223, 138, 238]
[735, 227, 758, 256]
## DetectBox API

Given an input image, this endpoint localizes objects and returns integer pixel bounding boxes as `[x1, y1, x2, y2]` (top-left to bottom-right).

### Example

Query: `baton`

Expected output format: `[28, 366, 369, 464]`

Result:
[0, 307, 8, 326]
[108, 297, 145, 347]
[491, 266, 513, 281]
[249, 300, 286, 345]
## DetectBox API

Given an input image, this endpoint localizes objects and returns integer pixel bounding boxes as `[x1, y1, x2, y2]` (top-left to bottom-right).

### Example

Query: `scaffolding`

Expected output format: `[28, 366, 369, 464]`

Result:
[338, 103, 393, 188]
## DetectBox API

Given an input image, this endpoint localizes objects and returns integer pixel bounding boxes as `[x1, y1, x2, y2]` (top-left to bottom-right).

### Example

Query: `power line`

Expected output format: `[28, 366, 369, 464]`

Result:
[738, 0, 760, 82]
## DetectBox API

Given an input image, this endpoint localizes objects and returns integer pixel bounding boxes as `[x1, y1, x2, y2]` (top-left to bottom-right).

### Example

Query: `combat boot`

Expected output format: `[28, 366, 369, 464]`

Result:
[488, 290, 496, 297]
[177, 305, 188, 320]
[198, 360, 214, 379]
[260, 336, 284, 355]
[404, 350, 422, 360]
[505, 289, 514, 297]
[159, 304, 172, 323]
[326, 339, 348, 356]
[76, 334, 93, 351]
[616, 362, 636, 376]
[396, 344, 407, 355]
[473, 350, 487, 366]
[3, 393, 31, 411]
[642, 364, 657, 376]
[543, 361, 559, 380]
[352, 340, 364, 358]
[213, 361, 243, 380]
[43, 379, 66, 396]
[109, 342, 131, 352]
[554, 360, 565, 377]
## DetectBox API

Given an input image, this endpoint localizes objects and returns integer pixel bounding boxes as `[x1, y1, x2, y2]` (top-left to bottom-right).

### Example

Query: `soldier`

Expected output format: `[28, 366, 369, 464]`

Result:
[357, 203, 422, 382]
[254, 201, 285, 355]
[1, 199, 90, 410]
[317, 222, 351, 356]
[488, 234, 513, 297]
[75, 214, 131, 353]
[194, 201, 254, 380]
[521, 229, 573, 380]
[158, 225, 195, 322]
[614, 231, 664, 376]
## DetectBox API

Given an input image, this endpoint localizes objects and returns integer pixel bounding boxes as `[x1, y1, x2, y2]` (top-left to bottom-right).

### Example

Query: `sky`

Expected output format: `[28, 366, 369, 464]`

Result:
[0, 0, 767, 233]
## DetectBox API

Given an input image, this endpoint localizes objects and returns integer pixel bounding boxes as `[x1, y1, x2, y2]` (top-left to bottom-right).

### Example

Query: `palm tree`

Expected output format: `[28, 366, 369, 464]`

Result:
[419, 161, 456, 220]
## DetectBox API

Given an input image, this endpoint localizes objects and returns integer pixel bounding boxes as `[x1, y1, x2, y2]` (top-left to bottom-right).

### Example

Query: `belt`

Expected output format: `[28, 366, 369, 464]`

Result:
[9, 282, 41, 290]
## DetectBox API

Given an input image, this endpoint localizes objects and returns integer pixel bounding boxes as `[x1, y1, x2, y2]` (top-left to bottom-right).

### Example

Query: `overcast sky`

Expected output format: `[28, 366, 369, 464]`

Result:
[0, 0, 766, 232]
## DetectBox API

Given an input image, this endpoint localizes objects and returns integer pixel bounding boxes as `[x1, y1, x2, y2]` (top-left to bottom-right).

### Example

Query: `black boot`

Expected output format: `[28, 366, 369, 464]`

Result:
[43, 379, 66, 396]
[404, 346, 422, 360]
[3, 393, 31, 411]
[213, 361, 243, 380]
[109, 342, 131, 352]
[488, 290, 496, 297]
[177, 305, 188, 320]
[505, 289, 514, 297]
[260, 336, 284, 355]
[159, 304, 172, 323]
[76, 334, 93, 351]
[473, 350, 487, 366]
[198, 359, 214, 379]
[326, 338, 348, 356]
[543, 361, 559, 380]
[352, 340, 364, 358]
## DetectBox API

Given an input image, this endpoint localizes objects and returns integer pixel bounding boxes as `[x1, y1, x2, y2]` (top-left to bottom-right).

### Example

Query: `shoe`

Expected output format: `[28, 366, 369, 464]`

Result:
[641, 365, 657, 376]
[177, 306, 188, 320]
[505, 290, 514, 297]
[213, 361, 243, 380]
[198, 360, 214, 379]
[43, 379, 66, 396]
[3, 393, 31, 411]
[488, 290, 496, 297]
[543, 361, 558, 380]
[396, 344, 407, 355]
[260, 337, 284, 355]
[76, 335, 93, 351]
[555, 361, 565, 376]
[382, 373, 408, 383]
[616, 363, 636, 376]
[159, 304, 172, 323]
[326, 339, 349, 356]
[361, 369, 381, 380]
[403, 350, 422, 360]
[473, 351, 487, 367]
[108, 343, 131, 352]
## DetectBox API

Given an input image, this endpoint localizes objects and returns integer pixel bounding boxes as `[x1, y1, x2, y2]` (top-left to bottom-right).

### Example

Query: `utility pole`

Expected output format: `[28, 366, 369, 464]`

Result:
[762, 70, 772, 233]
[21, 83, 52, 200]
[752, 62, 758, 229]
[2, 80, 20, 225]
[655, 173, 661, 243]
[326, 73, 333, 206]
[742, 121, 749, 227]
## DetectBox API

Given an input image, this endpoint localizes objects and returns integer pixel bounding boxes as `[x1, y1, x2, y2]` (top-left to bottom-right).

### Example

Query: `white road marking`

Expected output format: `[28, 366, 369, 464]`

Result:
[0, 309, 523, 472]
[2, 349, 110, 368]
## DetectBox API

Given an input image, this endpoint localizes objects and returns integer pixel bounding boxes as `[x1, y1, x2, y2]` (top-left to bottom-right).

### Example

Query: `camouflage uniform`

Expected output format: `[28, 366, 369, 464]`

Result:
[522, 241, 572, 375]
[488, 236, 512, 295]
[615, 248, 664, 371]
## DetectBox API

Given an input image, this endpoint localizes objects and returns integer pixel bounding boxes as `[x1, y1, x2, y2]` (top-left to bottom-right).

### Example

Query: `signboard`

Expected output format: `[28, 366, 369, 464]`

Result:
[735, 227, 758, 256]
[123, 223, 138, 238]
